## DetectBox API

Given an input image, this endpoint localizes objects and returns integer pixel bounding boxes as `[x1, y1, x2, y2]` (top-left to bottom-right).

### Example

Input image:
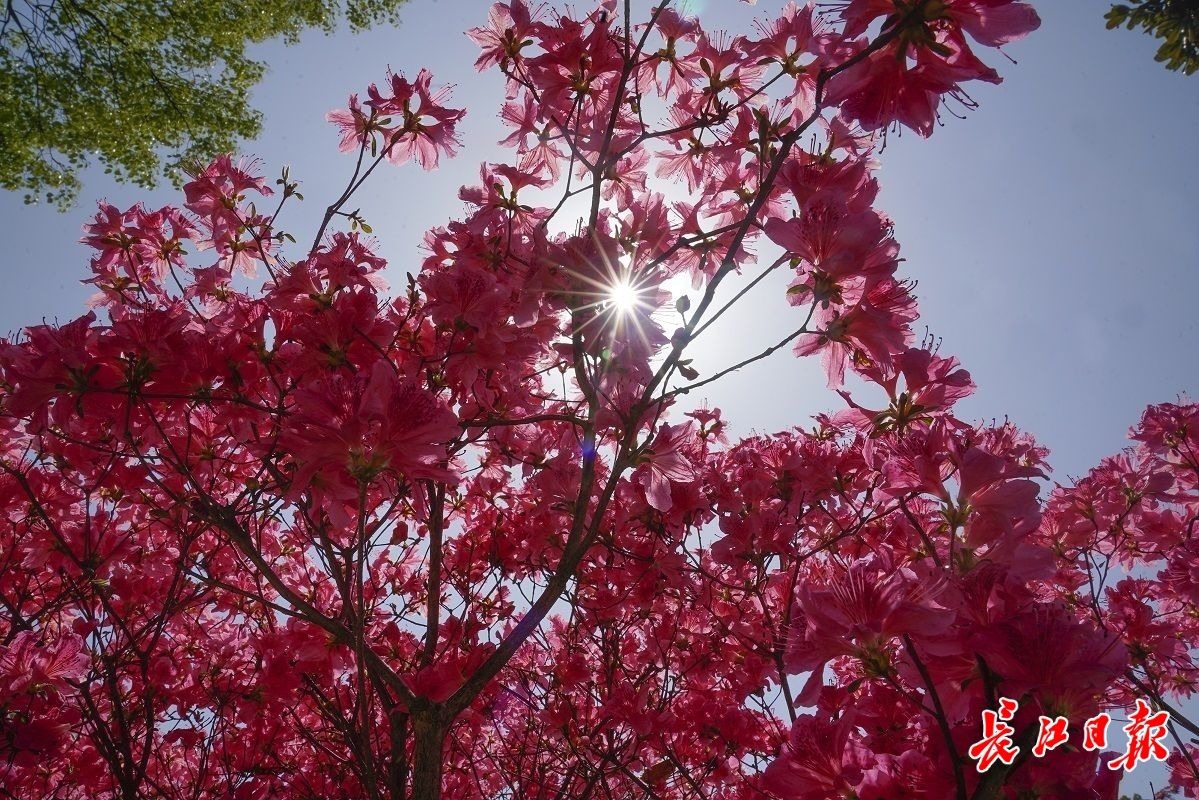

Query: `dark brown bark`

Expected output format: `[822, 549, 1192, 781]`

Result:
[408, 710, 448, 800]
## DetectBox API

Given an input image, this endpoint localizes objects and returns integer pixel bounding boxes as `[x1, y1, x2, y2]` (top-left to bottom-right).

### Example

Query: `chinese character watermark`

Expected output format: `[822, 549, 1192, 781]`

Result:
[969, 699, 1171, 773]
[967, 697, 1020, 771]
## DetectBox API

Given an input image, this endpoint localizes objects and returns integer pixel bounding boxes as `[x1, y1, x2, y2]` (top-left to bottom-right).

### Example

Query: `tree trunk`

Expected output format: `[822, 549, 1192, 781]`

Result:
[407, 711, 447, 800]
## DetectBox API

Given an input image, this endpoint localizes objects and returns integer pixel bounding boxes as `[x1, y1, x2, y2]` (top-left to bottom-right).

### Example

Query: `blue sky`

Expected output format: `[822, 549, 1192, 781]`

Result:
[0, 0, 1195, 793]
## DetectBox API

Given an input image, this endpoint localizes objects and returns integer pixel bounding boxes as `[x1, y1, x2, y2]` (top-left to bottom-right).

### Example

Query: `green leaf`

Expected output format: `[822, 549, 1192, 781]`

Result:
[1106, 0, 1199, 75]
[0, 0, 414, 208]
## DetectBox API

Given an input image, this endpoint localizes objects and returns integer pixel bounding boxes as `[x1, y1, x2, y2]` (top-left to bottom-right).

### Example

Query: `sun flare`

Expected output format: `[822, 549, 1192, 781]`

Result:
[607, 278, 640, 315]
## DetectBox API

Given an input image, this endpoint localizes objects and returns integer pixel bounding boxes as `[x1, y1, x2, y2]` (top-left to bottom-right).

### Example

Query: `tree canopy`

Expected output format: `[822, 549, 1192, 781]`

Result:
[0, 0, 410, 209]
[1107, 0, 1199, 74]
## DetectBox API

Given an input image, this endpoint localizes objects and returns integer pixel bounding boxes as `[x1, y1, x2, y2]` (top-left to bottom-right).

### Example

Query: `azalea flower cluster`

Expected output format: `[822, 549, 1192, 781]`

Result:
[328, 68, 466, 169]
[3, 1, 1197, 799]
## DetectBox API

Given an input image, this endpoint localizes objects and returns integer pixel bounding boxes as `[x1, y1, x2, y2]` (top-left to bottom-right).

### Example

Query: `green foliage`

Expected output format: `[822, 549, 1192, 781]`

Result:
[1107, 0, 1199, 76]
[0, 0, 409, 209]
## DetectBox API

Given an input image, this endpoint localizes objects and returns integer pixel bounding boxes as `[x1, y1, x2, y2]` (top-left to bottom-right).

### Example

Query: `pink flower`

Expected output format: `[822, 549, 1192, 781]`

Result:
[786, 550, 952, 687]
[466, 0, 541, 74]
[633, 423, 698, 512]
[331, 69, 466, 170]
[280, 362, 460, 519]
[0, 630, 89, 694]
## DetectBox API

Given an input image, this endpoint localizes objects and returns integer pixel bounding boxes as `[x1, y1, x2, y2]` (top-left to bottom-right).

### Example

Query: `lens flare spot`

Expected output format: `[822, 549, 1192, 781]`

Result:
[607, 278, 640, 314]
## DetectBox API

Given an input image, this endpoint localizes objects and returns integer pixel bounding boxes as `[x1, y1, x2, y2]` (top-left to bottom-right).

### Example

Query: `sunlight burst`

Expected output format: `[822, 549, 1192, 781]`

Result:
[607, 278, 640, 315]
